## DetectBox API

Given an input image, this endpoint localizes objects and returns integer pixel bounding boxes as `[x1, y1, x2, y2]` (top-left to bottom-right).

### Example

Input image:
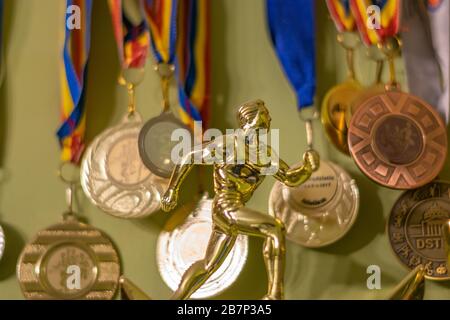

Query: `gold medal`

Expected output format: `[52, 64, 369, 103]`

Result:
[157, 194, 248, 299]
[269, 160, 359, 247]
[17, 214, 120, 299]
[321, 32, 362, 155]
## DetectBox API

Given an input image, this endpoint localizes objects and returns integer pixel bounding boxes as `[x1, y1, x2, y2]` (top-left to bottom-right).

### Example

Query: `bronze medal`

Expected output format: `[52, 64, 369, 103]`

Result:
[388, 181, 450, 280]
[348, 90, 447, 189]
[17, 215, 121, 299]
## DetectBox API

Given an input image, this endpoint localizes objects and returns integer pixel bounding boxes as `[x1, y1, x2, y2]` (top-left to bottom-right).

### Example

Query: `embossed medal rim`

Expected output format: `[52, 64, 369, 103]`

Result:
[17, 218, 121, 299]
[348, 91, 448, 190]
[387, 181, 450, 281]
[269, 161, 360, 248]
[138, 112, 191, 179]
[156, 198, 249, 299]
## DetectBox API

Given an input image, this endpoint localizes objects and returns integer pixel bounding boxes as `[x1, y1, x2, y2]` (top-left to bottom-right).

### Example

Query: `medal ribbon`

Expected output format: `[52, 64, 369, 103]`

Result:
[266, 0, 316, 109]
[176, 0, 211, 130]
[350, 0, 401, 45]
[109, 0, 149, 69]
[142, 0, 178, 65]
[57, 0, 93, 164]
[326, 0, 356, 32]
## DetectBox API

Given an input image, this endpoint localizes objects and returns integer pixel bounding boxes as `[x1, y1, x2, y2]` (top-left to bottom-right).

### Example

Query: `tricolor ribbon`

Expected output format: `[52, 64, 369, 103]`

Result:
[57, 0, 92, 164]
[266, 0, 316, 109]
[176, 0, 211, 130]
[350, 0, 401, 45]
[142, 0, 178, 65]
[326, 0, 356, 32]
[109, 0, 150, 69]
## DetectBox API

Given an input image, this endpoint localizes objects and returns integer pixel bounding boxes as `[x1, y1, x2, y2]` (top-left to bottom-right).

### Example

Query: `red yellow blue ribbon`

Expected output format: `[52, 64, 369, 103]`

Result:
[326, 0, 356, 32]
[176, 0, 211, 130]
[57, 0, 92, 164]
[109, 0, 149, 69]
[350, 0, 401, 46]
[142, 0, 178, 65]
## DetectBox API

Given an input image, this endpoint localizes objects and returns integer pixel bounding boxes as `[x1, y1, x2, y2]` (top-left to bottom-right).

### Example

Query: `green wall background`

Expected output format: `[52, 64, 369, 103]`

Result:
[0, 0, 449, 300]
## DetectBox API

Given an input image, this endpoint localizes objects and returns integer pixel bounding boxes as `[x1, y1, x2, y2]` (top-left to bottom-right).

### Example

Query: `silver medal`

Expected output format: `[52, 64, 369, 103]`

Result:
[269, 160, 359, 247]
[157, 195, 248, 299]
[81, 112, 166, 218]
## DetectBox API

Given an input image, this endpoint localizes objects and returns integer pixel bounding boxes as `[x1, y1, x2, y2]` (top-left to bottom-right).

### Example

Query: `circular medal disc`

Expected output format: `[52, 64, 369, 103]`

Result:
[0, 224, 4, 260]
[269, 160, 359, 248]
[81, 112, 166, 218]
[348, 90, 448, 190]
[157, 197, 248, 299]
[321, 80, 363, 155]
[17, 216, 121, 299]
[388, 181, 450, 280]
[138, 112, 191, 179]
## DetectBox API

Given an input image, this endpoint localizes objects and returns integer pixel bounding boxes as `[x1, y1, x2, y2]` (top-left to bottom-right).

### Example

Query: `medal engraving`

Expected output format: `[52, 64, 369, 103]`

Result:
[348, 91, 448, 189]
[269, 161, 359, 247]
[81, 113, 165, 218]
[388, 181, 450, 280]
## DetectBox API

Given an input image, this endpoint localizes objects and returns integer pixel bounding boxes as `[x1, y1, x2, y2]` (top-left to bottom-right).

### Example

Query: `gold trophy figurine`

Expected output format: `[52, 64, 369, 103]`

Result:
[161, 99, 320, 300]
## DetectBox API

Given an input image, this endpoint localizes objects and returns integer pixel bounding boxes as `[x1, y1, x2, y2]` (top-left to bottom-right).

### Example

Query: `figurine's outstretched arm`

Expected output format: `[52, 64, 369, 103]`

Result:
[274, 150, 319, 188]
[161, 143, 215, 212]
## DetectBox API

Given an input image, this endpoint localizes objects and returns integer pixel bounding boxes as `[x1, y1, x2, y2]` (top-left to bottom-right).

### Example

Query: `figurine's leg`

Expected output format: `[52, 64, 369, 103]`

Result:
[232, 207, 286, 300]
[171, 228, 236, 300]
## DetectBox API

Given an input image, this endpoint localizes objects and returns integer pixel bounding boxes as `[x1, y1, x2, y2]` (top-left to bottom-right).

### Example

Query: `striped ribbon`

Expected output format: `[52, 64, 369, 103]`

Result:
[57, 0, 92, 164]
[350, 0, 401, 45]
[142, 0, 178, 65]
[326, 0, 356, 32]
[176, 0, 211, 130]
[109, 0, 149, 69]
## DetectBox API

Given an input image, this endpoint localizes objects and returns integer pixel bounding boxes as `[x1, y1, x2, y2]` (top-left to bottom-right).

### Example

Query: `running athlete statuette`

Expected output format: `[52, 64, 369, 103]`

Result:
[161, 100, 319, 300]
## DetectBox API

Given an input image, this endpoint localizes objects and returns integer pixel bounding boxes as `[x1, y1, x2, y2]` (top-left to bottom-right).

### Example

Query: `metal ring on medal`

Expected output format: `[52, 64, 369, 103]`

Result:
[81, 113, 165, 218]
[348, 91, 448, 190]
[138, 112, 191, 179]
[17, 217, 121, 299]
[157, 198, 248, 299]
[269, 161, 359, 248]
[388, 181, 450, 280]
[0, 224, 4, 260]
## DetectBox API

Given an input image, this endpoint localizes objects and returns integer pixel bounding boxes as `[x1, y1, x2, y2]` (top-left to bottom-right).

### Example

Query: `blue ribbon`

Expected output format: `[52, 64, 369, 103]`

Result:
[266, 0, 316, 109]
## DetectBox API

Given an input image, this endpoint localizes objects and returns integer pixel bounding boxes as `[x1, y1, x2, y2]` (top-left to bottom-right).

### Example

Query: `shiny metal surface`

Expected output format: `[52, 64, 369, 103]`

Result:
[17, 215, 121, 300]
[269, 160, 359, 247]
[157, 196, 248, 299]
[81, 112, 166, 218]
[0, 224, 4, 260]
[388, 265, 425, 300]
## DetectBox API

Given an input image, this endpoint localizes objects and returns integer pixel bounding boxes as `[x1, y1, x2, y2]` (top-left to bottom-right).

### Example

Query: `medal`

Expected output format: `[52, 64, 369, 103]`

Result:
[322, 1, 363, 155]
[138, 65, 190, 179]
[81, 110, 164, 218]
[80, 3, 166, 218]
[0, 224, 4, 260]
[17, 179, 121, 299]
[268, 1, 359, 248]
[388, 181, 450, 281]
[269, 160, 359, 247]
[157, 194, 248, 299]
[138, 2, 192, 179]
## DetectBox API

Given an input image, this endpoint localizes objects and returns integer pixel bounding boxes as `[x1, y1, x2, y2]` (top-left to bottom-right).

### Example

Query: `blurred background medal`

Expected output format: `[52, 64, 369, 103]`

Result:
[0, 224, 4, 261]
[81, 2, 166, 218]
[388, 181, 450, 281]
[157, 194, 248, 299]
[270, 160, 359, 247]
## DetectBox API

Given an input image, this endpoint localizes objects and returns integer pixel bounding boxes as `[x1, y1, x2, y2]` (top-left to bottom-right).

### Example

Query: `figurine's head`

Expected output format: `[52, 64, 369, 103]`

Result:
[237, 99, 271, 132]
